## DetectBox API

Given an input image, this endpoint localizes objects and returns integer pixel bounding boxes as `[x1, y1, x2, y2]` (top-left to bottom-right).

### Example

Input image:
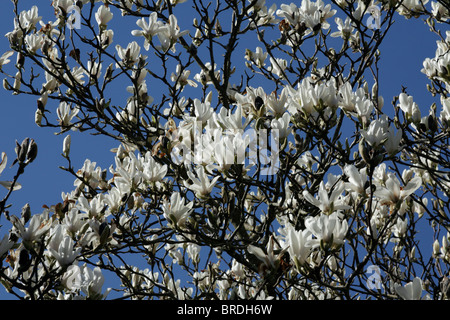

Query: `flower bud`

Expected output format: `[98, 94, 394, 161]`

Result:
[63, 135, 71, 158]
[21, 203, 31, 224]
[433, 239, 441, 257]
[13, 71, 21, 93]
[35, 109, 43, 126]
[16, 138, 38, 164]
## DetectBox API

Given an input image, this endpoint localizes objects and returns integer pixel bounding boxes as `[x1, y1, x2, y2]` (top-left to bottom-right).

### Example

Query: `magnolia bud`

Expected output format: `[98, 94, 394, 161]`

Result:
[433, 239, 441, 257]
[21, 203, 31, 223]
[63, 135, 71, 158]
[35, 109, 43, 126]
[16, 138, 38, 164]
[37, 92, 48, 111]
[13, 71, 21, 93]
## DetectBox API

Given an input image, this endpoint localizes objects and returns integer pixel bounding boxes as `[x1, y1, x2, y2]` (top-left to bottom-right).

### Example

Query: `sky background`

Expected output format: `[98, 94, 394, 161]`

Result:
[0, 0, 444, 299]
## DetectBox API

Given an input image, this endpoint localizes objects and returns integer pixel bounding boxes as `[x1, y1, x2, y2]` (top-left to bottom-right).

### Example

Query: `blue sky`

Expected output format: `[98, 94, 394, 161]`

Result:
[0, 0, 444, 298]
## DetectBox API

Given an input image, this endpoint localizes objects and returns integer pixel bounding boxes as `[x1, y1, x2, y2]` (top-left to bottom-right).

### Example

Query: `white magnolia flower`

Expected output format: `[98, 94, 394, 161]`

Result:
[266, 88, 288, 118]
[52, 0, 73, 14]
[191, 95, 214, 124]
[344, 164, 368, 196]
[97, 29, 114, 49]
[385, 126, 403, 156]
[269, 57, 287, 78]
[441, 96, 450, 126]
[115, 41, 142, 68]
[286, 225, 312, 270]
[57, 102, 80, 128]
[49, 236, 82, 267]
[19, 5, 42, 31]
[184, 166, 220, 199]
[374, 174, 422, 211]
[304, 212, 348, 250]
[171, 64, 197, 90]
[216, 104, 250, 131]
[271, 112, 292, 142]
[11, 214, 52, 242]
[0, 152, 21, 191]
[398, 93, 421, 124]
[62, 208, 88, 236]
[156, 14, 189, 53]
[431, 1, 449, 21]
[245, 47, 268, 68]
[162, 192, 193, 228]
[0, 51, 14, 69]
[63, 264, 110, 299]
[95, 5, 113, 28]
[331, 17, 354, 39]
[194, 62, 220, 86]
[25, 33, 44, 54]
[131, 12, 163, 50]
[394, 277, 427, 300]
[303, 181, 350, 215]
[360, 116, 389, 147]
[63, 134, 71, 158]
[397, 0, 429, 18]
[140, 152, 168, 182]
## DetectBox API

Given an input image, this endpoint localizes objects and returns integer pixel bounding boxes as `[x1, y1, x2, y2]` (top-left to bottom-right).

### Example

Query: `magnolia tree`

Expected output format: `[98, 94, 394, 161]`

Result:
[0, 0, 449, 300]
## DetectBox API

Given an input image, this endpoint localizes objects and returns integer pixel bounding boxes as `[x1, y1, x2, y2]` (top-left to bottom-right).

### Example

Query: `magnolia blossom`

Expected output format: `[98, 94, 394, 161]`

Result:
[140, 151, 168, 182]
[63, 264, 110, 299]
[303, 181, 350, 215]
[63, 134, 71, 158]
[95, 5, 113, 28]
[0, 152, 21, 191]
[25, 33, 44, 54]
[441, 97, 450, 126]
[11, 214, 52, 243]
[286, 225, 312, 270]
[360, 116, 389, 147]
[398, 93, 421, 124]
[394, 277, 427, 300]
[0, 51, 14, 69]
[156, 14, 189, 53]
[331, 17, 354, 39]
[184, 166, 220, 199]
[162, 192, 193, 228]
[287, 77, 338, 121]
[304, 212, 348, 250]
[171, 64, 198, 90]
[0, 234, 14, 258]
[269, 57, 287, 78]
[344, 164, 368, 197]
[131, 12, 163, 50]
[194, 62, 220, 86]
[374, 173, 422, 211]
[49, 236, 82, 267]
[245, 47, 268, 68]
[115, 41, 142, 68]
[57, 102, 80, 128]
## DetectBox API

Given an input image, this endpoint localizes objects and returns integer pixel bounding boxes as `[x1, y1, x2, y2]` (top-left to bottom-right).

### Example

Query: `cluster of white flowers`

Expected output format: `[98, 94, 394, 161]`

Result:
[422, 30, 450, 88]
